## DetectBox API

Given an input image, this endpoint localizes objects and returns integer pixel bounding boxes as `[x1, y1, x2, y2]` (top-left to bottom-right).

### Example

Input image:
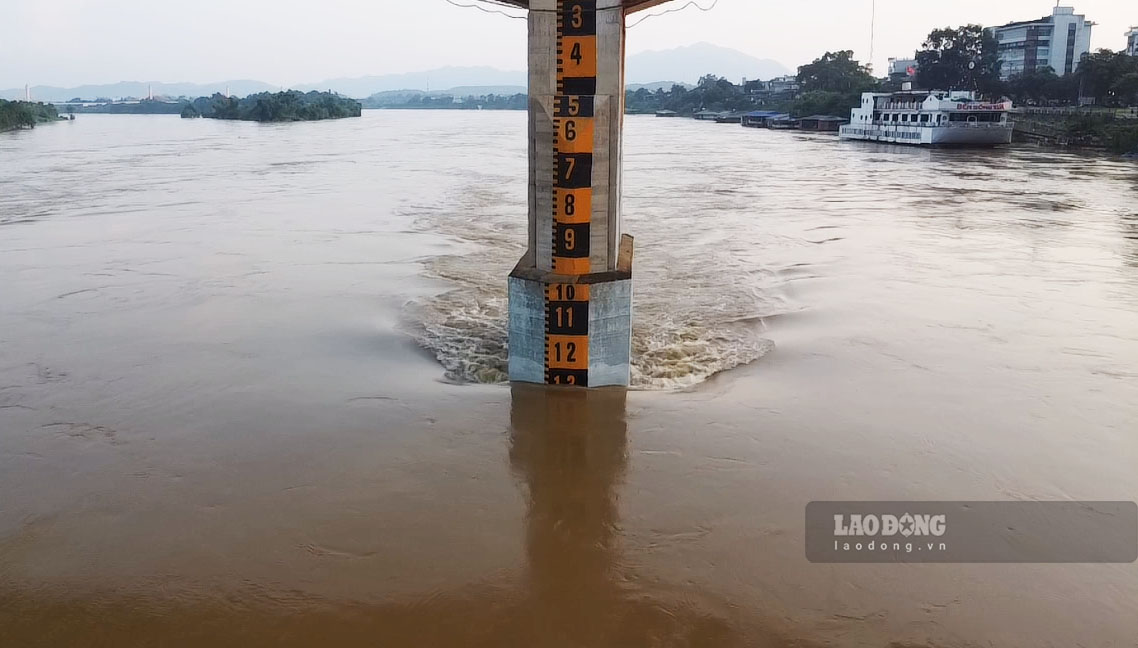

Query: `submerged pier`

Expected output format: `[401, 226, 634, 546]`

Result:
[504, 0, 671, 388]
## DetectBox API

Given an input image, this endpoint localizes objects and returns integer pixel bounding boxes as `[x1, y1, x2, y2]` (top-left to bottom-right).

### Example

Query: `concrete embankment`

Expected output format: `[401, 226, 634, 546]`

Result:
[1013, 107, 1138, 153]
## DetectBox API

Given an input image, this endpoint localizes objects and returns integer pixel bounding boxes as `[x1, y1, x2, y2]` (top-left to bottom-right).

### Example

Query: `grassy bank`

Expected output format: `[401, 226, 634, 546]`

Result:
[1014, 110, 1138, 154]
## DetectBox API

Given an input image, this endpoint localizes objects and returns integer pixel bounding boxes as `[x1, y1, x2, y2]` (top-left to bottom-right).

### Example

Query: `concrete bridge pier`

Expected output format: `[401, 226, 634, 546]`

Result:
[508, 0, 650, 388]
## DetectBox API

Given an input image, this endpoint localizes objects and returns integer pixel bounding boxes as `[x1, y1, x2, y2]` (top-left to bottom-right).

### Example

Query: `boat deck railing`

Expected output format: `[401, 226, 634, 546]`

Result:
[867, 120, 1014, 129]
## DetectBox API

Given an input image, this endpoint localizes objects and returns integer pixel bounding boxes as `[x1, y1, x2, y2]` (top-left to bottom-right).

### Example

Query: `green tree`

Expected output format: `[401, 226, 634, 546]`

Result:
[0, 100, 61, 131]
[790, 91, 854, 117]
[183, 91, 360, 122]
[1005, 66, 1078, 106]
[789, 51, 877, 117]
[1115, 73, 1138, 106]
[1076, 50, 1138, 106]
[796, 51, 876, 93]
[916, 25, 1002, 97]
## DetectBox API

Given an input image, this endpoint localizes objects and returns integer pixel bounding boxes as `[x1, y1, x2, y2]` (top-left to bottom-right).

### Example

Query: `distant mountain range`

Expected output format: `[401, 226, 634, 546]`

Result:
[627, 81, 693, 92]
[628, 43, 789, 85]
[1, 44, 788, 102]
[292, 67, 526, 98]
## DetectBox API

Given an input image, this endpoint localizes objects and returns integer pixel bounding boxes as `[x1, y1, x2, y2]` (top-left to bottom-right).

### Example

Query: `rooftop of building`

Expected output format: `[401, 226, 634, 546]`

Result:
[991, 5, 1089, 31]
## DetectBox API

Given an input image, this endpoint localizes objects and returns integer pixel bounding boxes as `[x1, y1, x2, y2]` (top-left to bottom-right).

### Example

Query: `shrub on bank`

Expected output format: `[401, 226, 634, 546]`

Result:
[1062, 114, 1138, 153]
[0, 100, 61, 131]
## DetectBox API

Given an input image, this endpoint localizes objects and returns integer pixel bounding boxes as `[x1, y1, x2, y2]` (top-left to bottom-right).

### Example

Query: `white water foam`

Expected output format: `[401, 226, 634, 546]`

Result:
[404, 172, 786, 390]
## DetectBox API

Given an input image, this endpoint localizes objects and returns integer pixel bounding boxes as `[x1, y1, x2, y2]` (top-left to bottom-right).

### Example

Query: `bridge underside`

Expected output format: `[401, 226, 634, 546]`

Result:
[496, 0, 672, 12]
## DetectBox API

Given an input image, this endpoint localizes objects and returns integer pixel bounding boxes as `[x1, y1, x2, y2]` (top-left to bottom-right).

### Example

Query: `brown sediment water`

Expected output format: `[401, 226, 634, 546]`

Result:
[1, 112, 1136, 646]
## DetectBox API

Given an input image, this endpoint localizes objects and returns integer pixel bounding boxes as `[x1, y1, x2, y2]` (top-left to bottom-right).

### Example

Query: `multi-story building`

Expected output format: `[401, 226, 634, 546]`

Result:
[887, 58, 918, 83]
[1126, 26, 1138, 56]
[989, 6, 1094, 79]
[743, 75, 800, 99]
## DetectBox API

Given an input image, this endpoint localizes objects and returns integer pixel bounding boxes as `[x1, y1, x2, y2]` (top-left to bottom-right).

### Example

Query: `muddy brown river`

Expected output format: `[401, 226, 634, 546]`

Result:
[1, 112, 1137, 646]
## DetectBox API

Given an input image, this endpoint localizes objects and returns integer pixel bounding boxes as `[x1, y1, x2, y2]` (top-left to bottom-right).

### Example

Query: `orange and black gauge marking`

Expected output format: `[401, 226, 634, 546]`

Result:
[545, 283, 590, 386]
[547, 0, 598, 386]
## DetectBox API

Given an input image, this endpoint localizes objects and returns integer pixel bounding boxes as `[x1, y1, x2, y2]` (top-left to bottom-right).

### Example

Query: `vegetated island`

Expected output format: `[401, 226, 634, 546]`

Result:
[0, 100, 68, 132]
[180, 90, 361, 122]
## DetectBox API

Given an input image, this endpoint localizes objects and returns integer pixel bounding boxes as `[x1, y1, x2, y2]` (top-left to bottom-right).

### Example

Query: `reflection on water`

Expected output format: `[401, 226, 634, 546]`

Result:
[508, 385, 746, 646]
[512, 384, 630, 631]
[0, 386, 762, 647]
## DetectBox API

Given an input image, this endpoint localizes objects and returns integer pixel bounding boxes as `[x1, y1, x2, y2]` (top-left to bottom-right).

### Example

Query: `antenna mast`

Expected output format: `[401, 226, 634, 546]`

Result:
[869, 0, 876, 73]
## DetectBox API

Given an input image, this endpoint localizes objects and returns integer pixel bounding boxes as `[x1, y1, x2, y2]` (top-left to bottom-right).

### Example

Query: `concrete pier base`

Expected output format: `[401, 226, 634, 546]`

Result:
[509, 246, 633, 388]
[507, 0, 640, 388]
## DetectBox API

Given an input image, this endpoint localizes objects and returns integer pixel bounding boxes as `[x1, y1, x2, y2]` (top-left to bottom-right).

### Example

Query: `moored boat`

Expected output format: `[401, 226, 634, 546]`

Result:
[714, 112, 744, 124]
[839, 90, 1014, 146]
[741, 110, 789, 129]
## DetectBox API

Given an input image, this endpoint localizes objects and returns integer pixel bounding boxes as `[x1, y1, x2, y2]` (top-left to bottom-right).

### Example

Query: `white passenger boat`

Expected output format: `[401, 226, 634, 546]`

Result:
[839, 90, 1014, 147]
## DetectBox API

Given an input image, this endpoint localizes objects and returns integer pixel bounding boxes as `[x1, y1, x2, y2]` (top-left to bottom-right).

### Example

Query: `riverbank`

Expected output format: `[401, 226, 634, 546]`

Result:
[0, 100, 65, 132]
[1013, 108, 1138, 153]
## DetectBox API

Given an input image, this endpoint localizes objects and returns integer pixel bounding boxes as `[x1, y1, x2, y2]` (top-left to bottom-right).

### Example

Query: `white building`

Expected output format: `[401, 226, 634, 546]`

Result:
[765, 75, 800, 94]
[887, 58, 918, 81]
[989, 6, 1094, 79]
[1127, 26, 1138, 56]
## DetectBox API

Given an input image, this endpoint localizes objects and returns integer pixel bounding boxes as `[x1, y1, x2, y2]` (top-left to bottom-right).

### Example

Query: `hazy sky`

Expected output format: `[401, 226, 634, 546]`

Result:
[0, 0, 1132, 89]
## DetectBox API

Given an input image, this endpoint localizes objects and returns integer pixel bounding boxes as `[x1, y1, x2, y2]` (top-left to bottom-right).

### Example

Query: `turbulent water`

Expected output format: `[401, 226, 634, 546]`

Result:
[3, 112, 1138, 647]
[3, 113, 1135, 391]
[403, 125, 787, 390]
[407, 113, 1138, 389]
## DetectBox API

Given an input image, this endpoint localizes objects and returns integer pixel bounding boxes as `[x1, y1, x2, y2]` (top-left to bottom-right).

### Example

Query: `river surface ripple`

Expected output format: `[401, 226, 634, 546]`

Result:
[1, 112, 1137, 647]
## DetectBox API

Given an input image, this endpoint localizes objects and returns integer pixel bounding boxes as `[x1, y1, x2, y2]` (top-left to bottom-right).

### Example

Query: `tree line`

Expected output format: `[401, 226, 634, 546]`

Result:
[181, 91, 362, 122]
[0, 100, 62, 131]
[624, 25, 1138, 119]
[625, 50, 878, 118]
[914, 24, 1138, 107]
